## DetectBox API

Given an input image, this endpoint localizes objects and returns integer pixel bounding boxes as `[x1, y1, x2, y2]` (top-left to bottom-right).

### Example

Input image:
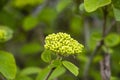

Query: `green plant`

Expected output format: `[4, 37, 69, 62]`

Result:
[38, 32, 84, 80]
[0, 26, 16, 80]
[0, 0, 120, 80]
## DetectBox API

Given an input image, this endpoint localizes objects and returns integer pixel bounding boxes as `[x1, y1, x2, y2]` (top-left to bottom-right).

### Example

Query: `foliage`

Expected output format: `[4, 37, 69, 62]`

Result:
[0, 51, 16, 79]
[0, 0, 120, 80]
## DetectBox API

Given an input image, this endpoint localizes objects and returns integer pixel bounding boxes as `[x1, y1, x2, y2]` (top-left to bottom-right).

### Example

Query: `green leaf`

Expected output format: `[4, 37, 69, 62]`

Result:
[77, 55, 88, 62]
[49, 60, 62, 68]
[15, 75, 33, 80]
[20, 42, 43, 55]
[88, 31, 102, 50]
[20, 67, 41, 76]
[0, 51, 16, 79]
[38, 8, 57, 26]
[41, 49, 52, 63]
[111, 76, 120, 80]
[0, 10, 17, 28]
[62, 61, 79, 76]
[79, 3, 85, 12]
[105, 33, 120, 47]
[84, 0, 111, 12]
[49, 66, 66, 80]
[0, 0, 8, 9]
[112, 0, 120, 9]
[23, 16, 39, 31]
[113, 7, 120, 21]
[0, 26, 13, 42]
[56, 0, 72, 12]
[70, 15, 83, 34]
[111, 44, 120, 72]
[93, 56, 102, 63]
[36, 67, 51, 80]
[13, 0, 44, 8]
[92, 32, 102, 41]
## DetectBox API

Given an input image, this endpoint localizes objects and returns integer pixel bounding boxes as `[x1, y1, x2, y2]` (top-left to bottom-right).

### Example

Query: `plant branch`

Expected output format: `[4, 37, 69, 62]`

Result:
[45, 55, 61, 80]
[0, 74, 6, 80]
[84, 19, 90, 50]
[45, 67, 56, 80]
[102, 7, 108, 37]
[100, 7, 111, 80]
[83, 7, 108, 80]
[83, 40, 103, 80]
[106, 20, 116, 35]
[100, 52, 111, 80]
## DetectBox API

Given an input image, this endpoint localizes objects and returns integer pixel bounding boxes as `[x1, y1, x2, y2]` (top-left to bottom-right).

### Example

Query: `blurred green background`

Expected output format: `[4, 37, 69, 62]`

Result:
[0, 0, 120, 80]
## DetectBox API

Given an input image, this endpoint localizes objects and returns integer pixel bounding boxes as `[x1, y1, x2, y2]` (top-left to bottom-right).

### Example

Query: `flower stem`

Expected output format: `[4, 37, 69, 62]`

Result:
[45, 67, 56, 80]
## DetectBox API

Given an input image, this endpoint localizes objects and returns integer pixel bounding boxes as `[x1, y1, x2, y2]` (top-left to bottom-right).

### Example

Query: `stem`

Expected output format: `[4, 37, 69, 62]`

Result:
[45, 54, 62, 80]
[0, 74, 6, 80]
[83, 40, 103, 80]
[102, 7, 108, 37]
[84, 19, 90, 50]
[100, 7, 111, 80]
[83, 7, 109, 80]
[106, 21, 116, 35]
[45, 67, 56, 80]
[100, 53, 111, 80]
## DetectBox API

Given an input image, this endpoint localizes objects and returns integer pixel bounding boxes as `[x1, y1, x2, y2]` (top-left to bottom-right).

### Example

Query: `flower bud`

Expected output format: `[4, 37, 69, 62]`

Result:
[44, 32, 84, 56]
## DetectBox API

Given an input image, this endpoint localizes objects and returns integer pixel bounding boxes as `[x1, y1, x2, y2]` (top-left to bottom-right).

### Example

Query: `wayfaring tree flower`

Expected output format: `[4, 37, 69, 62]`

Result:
[44, 32, 84, 56]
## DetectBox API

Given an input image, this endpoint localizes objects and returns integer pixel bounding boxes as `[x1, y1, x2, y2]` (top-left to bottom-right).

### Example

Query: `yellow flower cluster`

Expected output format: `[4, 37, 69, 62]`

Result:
[0, 26, 13, 42]
[44, 32, 84, 56]
[0, 29, 6, 41]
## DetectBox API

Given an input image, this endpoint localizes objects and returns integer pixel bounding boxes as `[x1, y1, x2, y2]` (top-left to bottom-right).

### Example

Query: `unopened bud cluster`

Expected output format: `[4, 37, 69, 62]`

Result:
[0, 26, 13, 42]
[44, 32, 84, 56]
[0, 29, 7, 41]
